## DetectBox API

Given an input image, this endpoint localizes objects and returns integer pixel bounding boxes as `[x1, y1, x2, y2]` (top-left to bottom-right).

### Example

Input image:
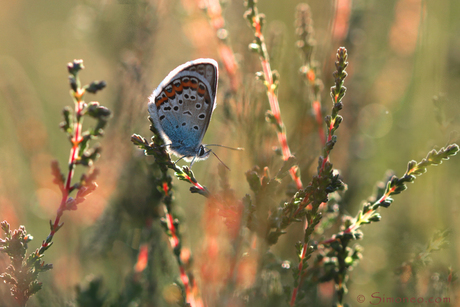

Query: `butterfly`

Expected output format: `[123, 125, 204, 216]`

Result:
[148, 59, 219, 166]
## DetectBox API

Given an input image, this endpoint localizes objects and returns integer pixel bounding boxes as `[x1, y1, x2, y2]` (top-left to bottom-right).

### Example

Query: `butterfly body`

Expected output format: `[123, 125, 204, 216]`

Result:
[148, 59, 218, 163]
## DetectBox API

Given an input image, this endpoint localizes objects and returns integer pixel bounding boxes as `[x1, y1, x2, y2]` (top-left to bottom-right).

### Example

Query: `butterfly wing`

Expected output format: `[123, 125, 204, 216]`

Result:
[148, 59, 218, 160]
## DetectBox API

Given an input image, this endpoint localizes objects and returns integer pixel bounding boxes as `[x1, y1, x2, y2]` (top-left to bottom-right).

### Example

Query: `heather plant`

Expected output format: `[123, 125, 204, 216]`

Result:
[1, 1, 459, 307]
[0, 60, 110, 306]
[128, 1, 458, 306]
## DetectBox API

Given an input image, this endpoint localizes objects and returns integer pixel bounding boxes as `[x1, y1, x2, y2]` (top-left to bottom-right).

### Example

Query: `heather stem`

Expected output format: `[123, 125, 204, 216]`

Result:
[290, 47, 348, 306]
[245, 0, 303, 190]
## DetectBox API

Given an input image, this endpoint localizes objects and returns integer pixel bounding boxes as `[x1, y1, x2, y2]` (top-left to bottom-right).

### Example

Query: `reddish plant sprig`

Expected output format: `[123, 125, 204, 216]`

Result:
[0, 60, 109, 306]
[131, 131, 210, 198]
[199, 0, 241, 94]
[162, 198, 200, 305]
[50, 86, 84, 237]
[159, 175, 203, 306]
[291, 47, 348, 214]
[295, 3, 326, 146]
[131, 122, 209, 306]
[290, 47, 348, 306]
[321, 144, 460, 246]
[44, 58, 109, 258]
[132, 118, 209, 197]
[314, 144, 459, 306]
[43, 60, 109, 253]
[244, 0, 303, 190]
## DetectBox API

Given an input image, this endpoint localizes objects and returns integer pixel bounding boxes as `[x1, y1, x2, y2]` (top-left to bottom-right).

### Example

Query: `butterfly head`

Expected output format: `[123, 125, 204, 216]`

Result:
[197, 145, 211, 159]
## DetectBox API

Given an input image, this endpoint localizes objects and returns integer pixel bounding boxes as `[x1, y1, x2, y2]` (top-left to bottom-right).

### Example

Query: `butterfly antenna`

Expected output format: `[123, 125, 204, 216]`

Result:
[209, 150, 231, 171]
[189, 155, 197, 169]
[205, 144, 244, 151]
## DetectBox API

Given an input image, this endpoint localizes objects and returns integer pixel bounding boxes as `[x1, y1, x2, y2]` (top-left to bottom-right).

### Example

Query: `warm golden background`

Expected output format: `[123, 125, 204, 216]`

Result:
[1, 0, 459, 306]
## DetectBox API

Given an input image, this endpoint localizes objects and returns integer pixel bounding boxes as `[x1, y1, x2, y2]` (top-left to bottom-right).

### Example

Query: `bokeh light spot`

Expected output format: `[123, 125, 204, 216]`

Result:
[358, 104, 393, 138]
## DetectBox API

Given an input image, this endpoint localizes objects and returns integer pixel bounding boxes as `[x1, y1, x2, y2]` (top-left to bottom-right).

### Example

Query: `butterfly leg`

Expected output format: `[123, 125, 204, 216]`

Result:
[175, 155, 187, 164]
[189, 155, 197, 169]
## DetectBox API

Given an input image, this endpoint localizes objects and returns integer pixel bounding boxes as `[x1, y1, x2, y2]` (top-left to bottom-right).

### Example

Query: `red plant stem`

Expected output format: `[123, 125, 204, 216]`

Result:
[179, 266, 190, 295]
[291, 219, 310, 307]
[290, 242, 308, 306]
[252, 16, 303, 190]
[46, 89, 85, 245]
[164, 207, 194, 304]
[290, 57, 343, 307]
[201, 0, 240, 93]
[320, 91, 341, 171]
[290, 212, 313, 307]
[312, 100, 326, 146]
[289, 103, 333, 307]
[165, 211, 179, 248]
[163, 185, 196, 305]
[184, 173, 206, 192]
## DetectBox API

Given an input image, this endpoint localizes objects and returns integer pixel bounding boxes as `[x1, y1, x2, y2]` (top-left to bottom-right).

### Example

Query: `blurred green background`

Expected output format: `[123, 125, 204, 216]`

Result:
[0, 0, 459, 306]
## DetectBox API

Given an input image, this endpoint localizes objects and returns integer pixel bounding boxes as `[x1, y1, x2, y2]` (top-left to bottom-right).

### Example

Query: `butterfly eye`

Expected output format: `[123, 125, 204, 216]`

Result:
[198, 146, 206, 156]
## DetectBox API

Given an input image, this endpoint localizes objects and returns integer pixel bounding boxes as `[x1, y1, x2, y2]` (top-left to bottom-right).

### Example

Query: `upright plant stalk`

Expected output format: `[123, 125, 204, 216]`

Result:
[200, 0, 241, 94]
[0, 59, 109, 306]
[43, 60, 108, 253]
[162, 181, 203, 307]
[48, 75, 84, 241]
[293, 9, 327, 301]
[290, 47, 348, 306]
[244, 0, 303, 190]
[131, 123, 210, 306]
[131, 131, 210, 198]
[295, 3, 326, 146]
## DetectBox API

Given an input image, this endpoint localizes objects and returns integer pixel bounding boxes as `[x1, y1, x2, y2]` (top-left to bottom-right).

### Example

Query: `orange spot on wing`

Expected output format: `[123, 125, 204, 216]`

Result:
[155, 96, 168, 107]
[190, 79, 198, 90]
[165, 88, 176, 98]
[173, 82, 183, 93]
[182, 78, 192, 88]
[197, 86, 206, 96]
